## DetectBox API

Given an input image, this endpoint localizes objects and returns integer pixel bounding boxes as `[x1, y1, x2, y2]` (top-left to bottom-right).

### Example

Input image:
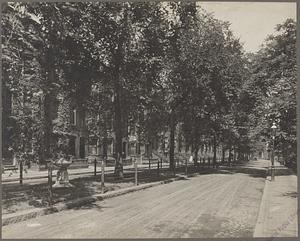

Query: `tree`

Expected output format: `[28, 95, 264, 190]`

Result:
[249, 19, 296, 167]
[2, 3, 46, 161]
[70, 2, 172, 177]
[165, 7, 249, 167]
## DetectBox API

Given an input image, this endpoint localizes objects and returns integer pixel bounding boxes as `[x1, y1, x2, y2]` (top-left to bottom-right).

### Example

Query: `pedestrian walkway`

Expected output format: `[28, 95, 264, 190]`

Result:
[2, 162, 168, 185]
[2, 165, 110, 181]
[254, 161, 297, 237]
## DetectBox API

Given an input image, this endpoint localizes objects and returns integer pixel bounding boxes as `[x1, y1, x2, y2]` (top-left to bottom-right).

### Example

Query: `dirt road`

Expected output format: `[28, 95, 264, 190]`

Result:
[3, 164, 266, 239]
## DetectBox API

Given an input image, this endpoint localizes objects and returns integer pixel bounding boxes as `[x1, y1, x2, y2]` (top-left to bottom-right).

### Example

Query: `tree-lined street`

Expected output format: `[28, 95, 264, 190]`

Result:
[2, 2, 297, 173]
[2, 2, 297, 239]
[3, 159, 269, 239]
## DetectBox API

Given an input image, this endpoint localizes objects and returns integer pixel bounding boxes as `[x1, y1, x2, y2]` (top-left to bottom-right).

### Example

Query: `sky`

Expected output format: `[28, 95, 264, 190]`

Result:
[197, 2, 296, 53]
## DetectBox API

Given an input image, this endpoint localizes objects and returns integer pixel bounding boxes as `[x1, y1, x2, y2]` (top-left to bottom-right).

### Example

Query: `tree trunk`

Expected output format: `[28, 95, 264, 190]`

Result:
[136, 137, 141, 155]
[193, 127, 200, 166]
[194, 146, 199, 166]
[222, 146, 225, 163]
[213, 134, 217, 168]
[113, 51, 123, 177]
[42, 49, 56, 164]
[169, 110, 175, 172]
[43, 93, 52, 164]
[177, 130, 182, 153]
[205, 143, 208, 165]
[113, 10, 130, 178]
[136, 117, 141, 155]
[233, 147, 236, 163]
[102, 124, 108, 159]
[114, 81, 123, 178]
[228, 145, 232, 164]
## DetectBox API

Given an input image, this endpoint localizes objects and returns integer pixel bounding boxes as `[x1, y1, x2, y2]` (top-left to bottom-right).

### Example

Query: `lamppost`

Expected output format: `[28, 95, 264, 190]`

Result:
[271, 122, 277, 181]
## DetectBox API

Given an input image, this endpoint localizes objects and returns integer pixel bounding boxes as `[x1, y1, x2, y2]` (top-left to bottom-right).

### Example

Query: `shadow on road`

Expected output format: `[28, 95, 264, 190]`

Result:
[282, 191, 297, 199]
[2, 161, 271, 215]
[72, 202, 109, 211]
[193, 165, 267, 179]
[2, 168, 179, 215]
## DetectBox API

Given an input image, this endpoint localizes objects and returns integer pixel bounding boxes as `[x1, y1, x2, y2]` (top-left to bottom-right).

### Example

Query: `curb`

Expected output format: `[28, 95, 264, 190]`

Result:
[253, 167, 297, 238]
[2, 176, 183, 226]
[253, 175, 270, 237]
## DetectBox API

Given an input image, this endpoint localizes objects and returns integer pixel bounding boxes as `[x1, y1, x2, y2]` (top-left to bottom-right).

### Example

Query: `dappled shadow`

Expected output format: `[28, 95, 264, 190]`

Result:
[2, 173, 134, 214]
[171, 175, 190, 180]
[273, 170, 296, 176]
[2, 162, 269, 215]
[3, 183, 95, 214]
[197, 168, 234, 175]
[185, 165, 267, 179]
[2, 182, 55, 213]
[2, 167, 184, 214]
[282, 191, 297, 199]
[184, 212, 253, 238]
[217, 166, 267, 178]
[72, 202, 110, 211]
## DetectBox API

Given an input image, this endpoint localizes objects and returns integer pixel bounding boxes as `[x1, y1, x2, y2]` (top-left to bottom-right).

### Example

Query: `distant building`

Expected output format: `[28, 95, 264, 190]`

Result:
[3, 83, 193, 165]
[52, 92, 88, 160]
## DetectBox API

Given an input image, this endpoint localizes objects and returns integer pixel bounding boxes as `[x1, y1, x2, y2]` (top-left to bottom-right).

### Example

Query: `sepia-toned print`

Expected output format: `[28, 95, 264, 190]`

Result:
[1, 1, 297, 239]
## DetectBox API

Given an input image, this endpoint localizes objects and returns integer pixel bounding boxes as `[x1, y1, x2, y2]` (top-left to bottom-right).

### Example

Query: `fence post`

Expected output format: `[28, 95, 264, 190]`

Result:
[134, 159, 138, 186]
[157, 160, 160, 177]
[149, 158, 151, 171]
[19, 160, 23, 184]
[101, 160, 105, 194]
[160, 158, 163, 169]
[94, 158, 97, 177]
[185, 158, 188, 176]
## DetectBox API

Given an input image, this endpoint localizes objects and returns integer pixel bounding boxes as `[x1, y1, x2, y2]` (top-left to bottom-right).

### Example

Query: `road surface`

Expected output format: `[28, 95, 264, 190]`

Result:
[2, 160, 267, 239]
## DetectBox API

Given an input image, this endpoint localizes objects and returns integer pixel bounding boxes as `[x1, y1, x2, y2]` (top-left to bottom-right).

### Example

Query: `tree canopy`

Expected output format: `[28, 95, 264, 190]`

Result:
[2, 3, 296, 172]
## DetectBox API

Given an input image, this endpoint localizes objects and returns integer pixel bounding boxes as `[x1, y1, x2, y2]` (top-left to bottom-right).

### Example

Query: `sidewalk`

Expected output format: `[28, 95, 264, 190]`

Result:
[2, 162, 168, 185]
[254, 162, 297, 237]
